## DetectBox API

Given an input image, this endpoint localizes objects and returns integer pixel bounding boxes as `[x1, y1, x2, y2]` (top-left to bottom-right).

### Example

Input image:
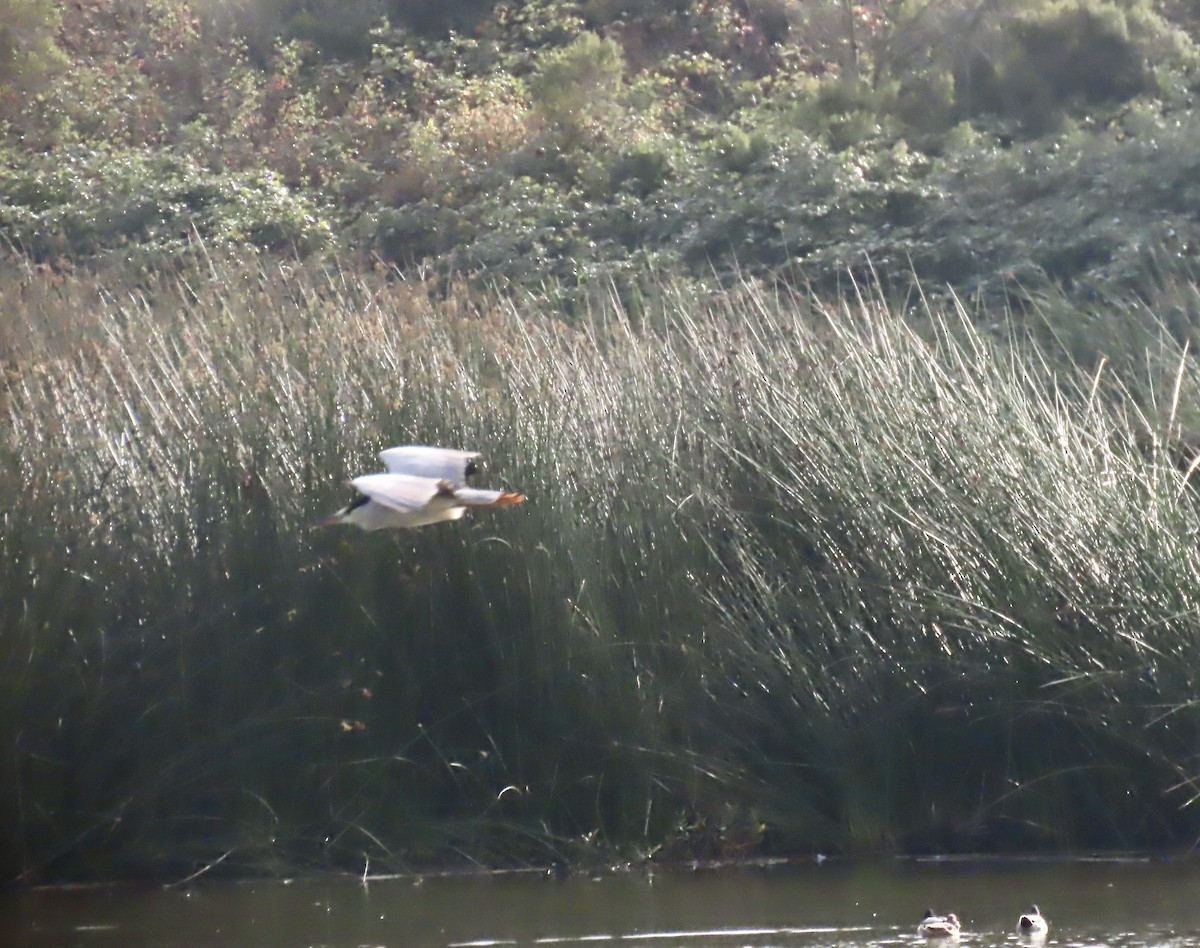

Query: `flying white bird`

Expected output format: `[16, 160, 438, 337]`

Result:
[321, 444, 525, 531]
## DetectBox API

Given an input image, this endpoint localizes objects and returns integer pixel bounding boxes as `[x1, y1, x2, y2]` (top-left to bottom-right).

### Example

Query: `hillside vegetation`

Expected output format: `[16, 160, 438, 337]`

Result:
[4, 0, 1200, 299]
[7, 1, 1200, 884]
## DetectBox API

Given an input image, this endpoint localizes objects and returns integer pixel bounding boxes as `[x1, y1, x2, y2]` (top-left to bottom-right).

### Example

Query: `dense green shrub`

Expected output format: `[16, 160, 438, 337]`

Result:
[0, 145, 332, 264]
[212, 0, 496, 57]
[956, 0, 1198, 130]
[0, 0, 63, 110]
[527, 31, 625, 127]
[5, 1, 1200, 342]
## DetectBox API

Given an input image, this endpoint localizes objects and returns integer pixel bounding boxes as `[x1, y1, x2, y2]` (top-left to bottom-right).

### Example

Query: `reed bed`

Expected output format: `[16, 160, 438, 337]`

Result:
[4, 257, 1200, 882]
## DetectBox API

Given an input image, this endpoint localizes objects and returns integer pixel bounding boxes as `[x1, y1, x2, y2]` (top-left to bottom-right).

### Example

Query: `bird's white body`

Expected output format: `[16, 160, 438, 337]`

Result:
[1017, 905, 1049, 938]
[322, 445, 524, 531]
[918, 911, 961, 939]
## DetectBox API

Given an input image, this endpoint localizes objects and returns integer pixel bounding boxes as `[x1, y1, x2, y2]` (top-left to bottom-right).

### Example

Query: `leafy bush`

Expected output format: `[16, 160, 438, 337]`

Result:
[957, 0, 1198, 130]
[527, 31, 626, 128]
[0, 0, 64, 111]
[0, 145, 332, 265]
[5, 0, 1200, 330]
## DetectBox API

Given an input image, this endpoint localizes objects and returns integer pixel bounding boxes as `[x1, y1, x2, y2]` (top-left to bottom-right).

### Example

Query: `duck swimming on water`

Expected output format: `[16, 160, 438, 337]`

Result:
[918, 910, 961, 939]
[321, 445, 525, 531]
[1017, 905, 1049, 937]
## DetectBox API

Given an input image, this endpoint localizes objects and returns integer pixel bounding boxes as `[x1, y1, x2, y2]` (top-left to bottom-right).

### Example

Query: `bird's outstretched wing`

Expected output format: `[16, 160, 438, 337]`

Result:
[351, 473, 449, 513]
[379, 445, 480, 484]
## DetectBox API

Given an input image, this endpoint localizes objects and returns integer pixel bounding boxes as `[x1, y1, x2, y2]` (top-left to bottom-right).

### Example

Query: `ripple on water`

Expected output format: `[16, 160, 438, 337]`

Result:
[449, 925, 1200, 948]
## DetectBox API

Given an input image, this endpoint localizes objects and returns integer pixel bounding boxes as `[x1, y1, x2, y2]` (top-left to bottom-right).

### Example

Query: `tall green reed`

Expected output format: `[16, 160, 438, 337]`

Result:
[4, 255, 1200, 881]
[1, 257, 729, 880]
[666, 282, 1200, 850]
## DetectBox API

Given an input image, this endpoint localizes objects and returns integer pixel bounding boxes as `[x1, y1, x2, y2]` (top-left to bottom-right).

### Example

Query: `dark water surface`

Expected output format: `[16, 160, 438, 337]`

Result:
[3, 857, 1198, 948]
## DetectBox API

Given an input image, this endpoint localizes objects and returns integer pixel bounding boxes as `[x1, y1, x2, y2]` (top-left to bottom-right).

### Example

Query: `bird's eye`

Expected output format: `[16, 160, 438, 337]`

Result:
[465, 460, 479, 478]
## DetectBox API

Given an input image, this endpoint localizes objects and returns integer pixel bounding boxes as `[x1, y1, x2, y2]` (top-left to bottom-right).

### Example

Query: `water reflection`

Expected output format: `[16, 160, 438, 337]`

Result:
[2, 857, 1199, 948]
